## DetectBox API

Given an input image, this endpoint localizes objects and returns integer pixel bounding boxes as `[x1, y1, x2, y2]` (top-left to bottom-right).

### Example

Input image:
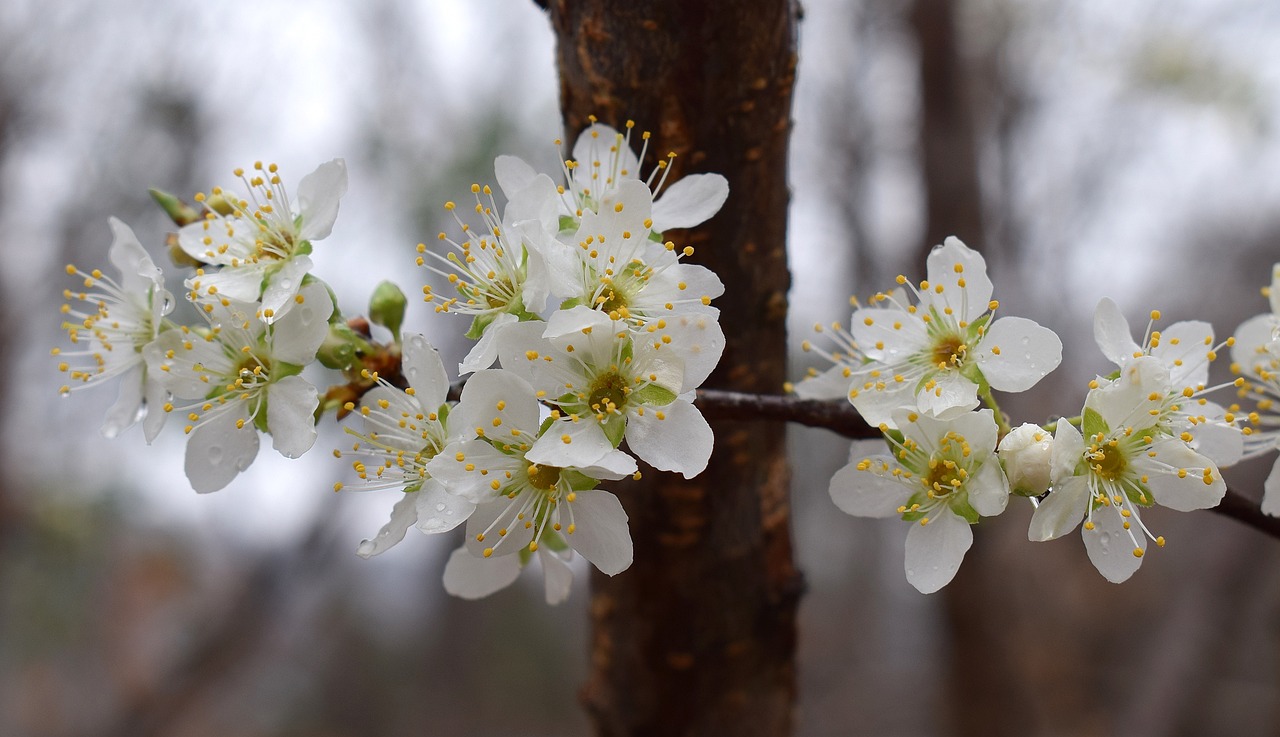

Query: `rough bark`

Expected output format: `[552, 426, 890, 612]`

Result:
[547, 2, 800, 735]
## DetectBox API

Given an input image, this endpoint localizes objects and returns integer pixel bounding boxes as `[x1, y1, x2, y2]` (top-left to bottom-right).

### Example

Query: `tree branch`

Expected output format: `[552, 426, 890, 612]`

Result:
[693, 388, 1280, 541]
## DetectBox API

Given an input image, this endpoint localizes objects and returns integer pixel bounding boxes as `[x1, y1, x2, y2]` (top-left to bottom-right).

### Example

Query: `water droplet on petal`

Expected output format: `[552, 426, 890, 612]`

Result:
[1098, 531, 1111, 552]
[435, 503, 447, 513]
[207, 444, 224, 465]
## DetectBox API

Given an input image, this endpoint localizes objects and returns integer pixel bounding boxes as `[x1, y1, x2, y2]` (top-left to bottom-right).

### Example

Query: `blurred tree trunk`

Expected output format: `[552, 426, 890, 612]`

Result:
[547, 2, 800, 735]
[910, 0, 985, 268]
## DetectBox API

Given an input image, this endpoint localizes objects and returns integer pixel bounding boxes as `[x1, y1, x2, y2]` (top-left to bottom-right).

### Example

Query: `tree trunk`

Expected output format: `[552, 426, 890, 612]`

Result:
[547, 2, 800, 735]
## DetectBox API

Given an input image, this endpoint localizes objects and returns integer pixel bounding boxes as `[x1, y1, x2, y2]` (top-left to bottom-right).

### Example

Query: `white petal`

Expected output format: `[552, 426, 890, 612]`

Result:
[296, 158, 347, 242]
[413, 479, 475, 533]
[1050, 422, 1085, 483]
[850, 307, 928, 361]
[101, 365, 144, 439]
[563, 489, 632, 575]
[186, 264, 268, 303]
[966, 460, 1010, 518]
[1082, 507, 1145, 583]
[1140, 440, 1224, 512]
[401, 334, 450, 409]
[651, 173, 729, 231]
[494, 154, 539, 198]
[266, 376, 319, 458]
[185, 407, 259, 493]
[539, 549, 575, 605]
[849, 379, 917, 429]
[454, 369, 540, 440]
[1028, 477, 1088, 541]
[827, 455, 911, 518]
[459, 313, 518, 376]
[923, 237, 992, 323]
[528, 419, 614, 469]
[426, 439, 518, 504]
[974, 316, 1062, 392]
[270, 281, 334, 364]
[356, 493, 419, 558]
[1093, 297, 1141, 366]
[442, 547, 522, 600]
[464, 499, 537, 558]
[1230, 314, 1276, 370]
[914, 371, 979, 419]
[577, 448, 638, 480]
[794, 364, 854, 400]
[1151, 320, 1214, 389]
[259, 255, 314, 324]
[107, 218, 161, 294]
[904, 511, 972, 594]
[1086, 356, 1170, 431]
[142, 374, 170, 444]
[1263, 455, 1280, 517]
[624, 400, 713, 478]
[544, 304, 613, 339]
[663, 313, 725, 393]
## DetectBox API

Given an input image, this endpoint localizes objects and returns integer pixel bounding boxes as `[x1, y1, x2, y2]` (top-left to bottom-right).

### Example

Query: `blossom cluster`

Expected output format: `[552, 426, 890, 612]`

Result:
[57, 121, 728, 603]
[798, 237, 1252, 592]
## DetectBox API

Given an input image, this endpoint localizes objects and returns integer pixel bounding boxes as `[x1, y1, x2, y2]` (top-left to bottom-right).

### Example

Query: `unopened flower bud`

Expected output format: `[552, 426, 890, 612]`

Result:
[369, 280, 407, 340]
[998, 422, 1053, 497]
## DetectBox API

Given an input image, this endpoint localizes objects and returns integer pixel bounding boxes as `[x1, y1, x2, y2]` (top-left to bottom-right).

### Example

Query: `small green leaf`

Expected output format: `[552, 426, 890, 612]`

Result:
[602, 415, 626, 447]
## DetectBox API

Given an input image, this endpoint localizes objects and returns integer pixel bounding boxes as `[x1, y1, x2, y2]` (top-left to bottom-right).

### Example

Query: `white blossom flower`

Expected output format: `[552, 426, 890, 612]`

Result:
[1028, 357, 1226, 582]
[793, 289, 906, 400]
[828, 408, 1009, 593]
[531, 178, 724, 327]
[417, 177, 562, 371]
[497, 306, 718, 478]
[1231, 299, 1280, 515]
[333, 335, 475, 557]
[847, 237, 1062, 427]
[180, 159, 346, 324]
[998, 422, 1053, 497]
[144, 282, 333, 492]
[56, 218, 174, 441]
[426, 369, 635, 602]
[494, 118, 729, 236]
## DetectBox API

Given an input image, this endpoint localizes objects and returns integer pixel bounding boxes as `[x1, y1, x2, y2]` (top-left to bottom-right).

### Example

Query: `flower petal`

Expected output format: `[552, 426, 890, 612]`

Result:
[924, 237, 992, 323]
[296, 158, 347, 242]
[270, 281, 334, 364]
[904, 510, 972, 594]
[1093, 297, 1141, 366]
[563, 489, 632, 575]
[1263, 455, 1280, 517]
[494, 154, 539, 198]
[413, 479, 475, 533]
[442, 547, 522, 600]
[356, 493, 419, 558]
[1152, 320, 1215, 389]
[459, 313, 518, 376]
[539, 549, 575, 605]
[185, 407, 259, 493]
[966, 460, 1010, 518]
[828, 454, 911, 518]
[1140, 440, 1224, 512]
[1082, 506, 1145, 583]
[1028, 476, 1088, 541]
[651, 173, 729, 232]
[974, 316, 1062, 392]
[623, 400, 713, 478]
[259, 255, 315, 324]
[401, 334, 451, 409]
[266, 375, 319, 458]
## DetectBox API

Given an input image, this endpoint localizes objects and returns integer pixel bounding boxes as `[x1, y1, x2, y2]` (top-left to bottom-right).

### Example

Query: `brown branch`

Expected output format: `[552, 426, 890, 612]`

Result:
[694, 388, 1280, 541]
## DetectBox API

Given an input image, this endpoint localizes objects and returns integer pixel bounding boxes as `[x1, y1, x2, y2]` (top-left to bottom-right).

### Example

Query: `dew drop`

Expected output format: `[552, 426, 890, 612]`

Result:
[435, 503, 447, 513]
[207, 444, 224, 465]
[280, 278, 294, 292]
[1098, 531, 1111, 552]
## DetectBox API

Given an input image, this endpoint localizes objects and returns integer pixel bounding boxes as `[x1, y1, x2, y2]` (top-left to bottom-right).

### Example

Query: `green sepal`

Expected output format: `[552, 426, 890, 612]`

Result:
[518, 546, 535, 566]
[631, 383, 677, 407]
[435, 402, 451, 425]
[602, 415, 626, 447]
[316, 322, 370, 370]
[539, 415, 558, 436]
[559, 297, 587, 311]
[369, 281, 408, 340]
[899, 492, 929, 522]
[951, 498, 980, 525]
[253, 403, 272, 434]
[272, 361, 304, 381]
[1124, 481, 1156, 508]
[1082, 407, 1108, 439]
[540, 529, 569, 553]
[648, 229, 664, 243]
[465, 313, 496, 340]
[295, 240, 314, 257]
[561, 469, 601, 492]
[149, 188, 201, 226]
[558, 215, 578, 234]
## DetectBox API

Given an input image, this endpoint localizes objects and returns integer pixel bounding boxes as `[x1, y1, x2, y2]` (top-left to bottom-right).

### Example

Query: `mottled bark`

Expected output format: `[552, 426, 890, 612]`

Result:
[547, 2, 800, 735]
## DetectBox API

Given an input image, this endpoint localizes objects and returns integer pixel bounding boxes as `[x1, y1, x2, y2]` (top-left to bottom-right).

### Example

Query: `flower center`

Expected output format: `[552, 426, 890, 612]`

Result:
[1090, 444, 1128, 481]
[589, 371, 628, 415]
[930, 334, 967, 368]
[923, 458, 966, 498]
[527, 463, 562, 491]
